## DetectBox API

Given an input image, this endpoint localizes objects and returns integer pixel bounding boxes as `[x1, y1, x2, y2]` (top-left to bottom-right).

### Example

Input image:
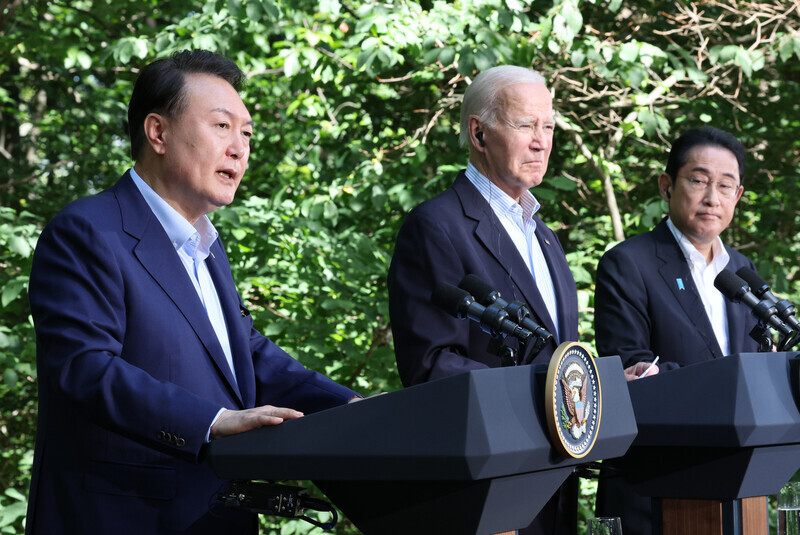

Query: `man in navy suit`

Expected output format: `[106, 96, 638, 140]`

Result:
[388, 65, 579, 535]
[594, 126, 761, 533]
[26, 50, 359, 535]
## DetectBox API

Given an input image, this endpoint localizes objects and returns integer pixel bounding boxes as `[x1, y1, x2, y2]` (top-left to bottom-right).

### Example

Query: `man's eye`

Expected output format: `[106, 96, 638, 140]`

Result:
[218, 123, 229, 129]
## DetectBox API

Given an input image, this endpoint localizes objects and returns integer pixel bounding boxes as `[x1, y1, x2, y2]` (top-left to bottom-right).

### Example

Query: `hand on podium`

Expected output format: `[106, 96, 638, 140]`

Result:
[210, 406, 304, 439]
[624, 361, 659, 382]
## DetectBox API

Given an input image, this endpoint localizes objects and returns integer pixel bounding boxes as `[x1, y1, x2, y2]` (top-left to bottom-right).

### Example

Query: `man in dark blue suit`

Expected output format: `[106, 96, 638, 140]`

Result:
[594, 126, 761, 532]
[26, 50, 359, 535]
[388, 65, 579, 535]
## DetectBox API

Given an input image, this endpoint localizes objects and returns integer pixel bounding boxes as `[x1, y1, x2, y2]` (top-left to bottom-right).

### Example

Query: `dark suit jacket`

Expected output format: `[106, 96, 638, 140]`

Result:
[388, 172, 579, 535]
[26, 172, 357, 535]
[593, 218, 760, 535]
[595, 218, 760, 370]
[388, 172, 579, 386]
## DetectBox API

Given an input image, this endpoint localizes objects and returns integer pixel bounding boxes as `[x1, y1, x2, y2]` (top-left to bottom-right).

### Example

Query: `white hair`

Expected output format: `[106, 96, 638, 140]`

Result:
[459, 66, 548, 147]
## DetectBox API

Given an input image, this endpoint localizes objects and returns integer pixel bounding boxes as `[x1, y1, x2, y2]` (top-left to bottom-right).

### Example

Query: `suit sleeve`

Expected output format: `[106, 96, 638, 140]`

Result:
[594, 246, 674, 370]
[29, 212, 227, 461]
[248, 326, 359, 413]
[388, 207, 489, 386]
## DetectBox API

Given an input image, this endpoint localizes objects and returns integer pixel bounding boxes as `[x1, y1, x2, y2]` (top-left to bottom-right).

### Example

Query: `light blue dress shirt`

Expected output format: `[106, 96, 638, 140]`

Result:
[130, 168, 237, 384]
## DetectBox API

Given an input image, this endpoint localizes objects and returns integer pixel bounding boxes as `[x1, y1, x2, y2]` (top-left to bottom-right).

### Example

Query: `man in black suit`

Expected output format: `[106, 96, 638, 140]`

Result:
[388, 65, 578, 535]
[594, 126, 761, 532]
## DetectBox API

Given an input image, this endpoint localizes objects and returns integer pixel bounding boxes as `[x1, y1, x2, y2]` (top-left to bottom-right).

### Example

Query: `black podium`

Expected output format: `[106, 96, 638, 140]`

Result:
[616, 352, 800, 535]
[207, 357, 637, 534]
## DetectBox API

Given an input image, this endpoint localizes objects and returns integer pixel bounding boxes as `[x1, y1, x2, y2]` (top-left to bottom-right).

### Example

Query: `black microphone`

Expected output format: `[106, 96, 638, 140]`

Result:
[458, 274, 553, 343]
[735, 267, 800, 332]
[431, 282, 533, 342]
[714, 269, 793, 336]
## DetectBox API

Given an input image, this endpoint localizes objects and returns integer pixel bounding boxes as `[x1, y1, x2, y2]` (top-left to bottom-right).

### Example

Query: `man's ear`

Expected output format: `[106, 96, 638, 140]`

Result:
[657, 173, 673, 202]
[143, 113, 168, 155]
[467, 115, 486, 152]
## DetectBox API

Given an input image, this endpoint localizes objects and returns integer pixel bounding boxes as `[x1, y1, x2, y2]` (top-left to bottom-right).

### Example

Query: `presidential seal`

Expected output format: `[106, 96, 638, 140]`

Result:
[544, 342, 602, 458]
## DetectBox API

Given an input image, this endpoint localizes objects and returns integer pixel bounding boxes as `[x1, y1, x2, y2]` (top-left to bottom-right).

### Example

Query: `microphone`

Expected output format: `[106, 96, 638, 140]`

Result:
[713, 269, 793, 336]
[431, 282, 533, 342]
[458, 274, 553, 343]
[735, 267, 800, 332]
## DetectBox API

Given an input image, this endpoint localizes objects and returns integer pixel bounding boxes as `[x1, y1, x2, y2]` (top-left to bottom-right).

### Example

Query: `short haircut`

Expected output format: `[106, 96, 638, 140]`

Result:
[664, 126, 746, 184]
[127, 49, 246, 160]
[459, 65, 548, 147]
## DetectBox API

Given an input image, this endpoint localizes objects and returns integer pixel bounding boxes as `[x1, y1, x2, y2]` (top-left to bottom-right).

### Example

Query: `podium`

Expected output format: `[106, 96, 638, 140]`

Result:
[207, 357, 637, 534]
[615, 352, 800, 535]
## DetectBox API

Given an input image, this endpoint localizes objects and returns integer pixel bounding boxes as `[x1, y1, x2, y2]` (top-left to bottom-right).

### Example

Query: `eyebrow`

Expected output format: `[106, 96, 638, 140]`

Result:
[211, 107, 254, 127]
[688, 165, 738, 180]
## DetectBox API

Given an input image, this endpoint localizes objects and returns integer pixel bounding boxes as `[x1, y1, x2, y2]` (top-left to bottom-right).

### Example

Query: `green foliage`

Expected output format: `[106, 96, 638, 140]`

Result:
[2, 0, 800, 533]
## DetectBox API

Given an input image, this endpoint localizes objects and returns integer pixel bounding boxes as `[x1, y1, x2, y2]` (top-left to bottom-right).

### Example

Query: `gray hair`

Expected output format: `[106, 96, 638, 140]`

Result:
[459, 66, 548, 147]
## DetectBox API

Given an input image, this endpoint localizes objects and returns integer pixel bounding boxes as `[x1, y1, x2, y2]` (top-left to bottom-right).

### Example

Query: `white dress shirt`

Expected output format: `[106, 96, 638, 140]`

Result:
[667, 217, 731, 355]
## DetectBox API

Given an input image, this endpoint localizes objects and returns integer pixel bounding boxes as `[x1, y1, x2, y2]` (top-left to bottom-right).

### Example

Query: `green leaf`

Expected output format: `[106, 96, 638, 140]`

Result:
[619, 42, 639, 63]
[8, 236, 31, 257]
[284, 51, 301, 77]
[2, 279, 24, 308]
[2, 368, 17, 389]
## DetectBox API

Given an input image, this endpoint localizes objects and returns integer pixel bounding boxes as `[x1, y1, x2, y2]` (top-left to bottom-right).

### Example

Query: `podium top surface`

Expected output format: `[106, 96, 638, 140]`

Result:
[207, 357, 637, 481]
[628, 352, 800, 447]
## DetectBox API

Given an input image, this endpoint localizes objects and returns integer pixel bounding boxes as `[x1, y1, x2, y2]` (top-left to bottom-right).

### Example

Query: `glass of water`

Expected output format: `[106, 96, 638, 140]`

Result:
[779, 482, 800, 535]
[587, 516, 623, 535]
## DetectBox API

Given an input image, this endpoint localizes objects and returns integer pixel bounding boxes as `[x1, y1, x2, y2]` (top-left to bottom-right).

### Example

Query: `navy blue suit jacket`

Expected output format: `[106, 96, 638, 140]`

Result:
[26, 172, 357, 535]
[388, 171, 579, 385]
[387, 172, 580, 535]
[595, 218, 760, 370]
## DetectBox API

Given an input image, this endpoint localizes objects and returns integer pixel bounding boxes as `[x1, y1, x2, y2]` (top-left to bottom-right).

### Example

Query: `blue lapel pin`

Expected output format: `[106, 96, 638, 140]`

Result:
[676, 278, 685, 290]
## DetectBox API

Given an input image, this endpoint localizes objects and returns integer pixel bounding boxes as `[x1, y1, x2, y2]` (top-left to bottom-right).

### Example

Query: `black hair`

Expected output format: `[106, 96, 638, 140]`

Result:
[127, 49, 245, 160]
[664, 126, 746, 184]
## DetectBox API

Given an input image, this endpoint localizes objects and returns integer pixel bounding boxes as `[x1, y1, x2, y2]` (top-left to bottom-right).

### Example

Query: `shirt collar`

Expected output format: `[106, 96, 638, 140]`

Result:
[465, 162, 541, 220]
[129, 167, 219, 260]
[666, 217, 729, 271]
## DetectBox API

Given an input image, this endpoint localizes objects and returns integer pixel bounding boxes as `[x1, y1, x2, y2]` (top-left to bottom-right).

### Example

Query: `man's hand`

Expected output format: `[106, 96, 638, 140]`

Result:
[623, 361, 660, 382]
[210, 405, 303, 440]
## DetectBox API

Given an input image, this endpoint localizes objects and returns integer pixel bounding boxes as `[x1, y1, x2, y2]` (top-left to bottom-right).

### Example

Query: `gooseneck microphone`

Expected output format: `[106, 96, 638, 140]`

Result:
[735, 266, 800, 333]
[458, 274, 553, 343]
[431, 282, 533, 342]
[713, 269, 793, 336]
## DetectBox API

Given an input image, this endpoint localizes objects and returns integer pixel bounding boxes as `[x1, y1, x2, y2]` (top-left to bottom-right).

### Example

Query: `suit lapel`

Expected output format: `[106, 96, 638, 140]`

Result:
[206, 241, 255, 407]
[453, 174, 559, 339]
[115, 173, 245, 406]
[654, 220, 723, 358]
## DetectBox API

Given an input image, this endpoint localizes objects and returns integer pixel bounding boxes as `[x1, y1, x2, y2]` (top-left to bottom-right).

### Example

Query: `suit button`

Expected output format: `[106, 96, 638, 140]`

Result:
[158, 431, 166, 441]
[176, 437, 186, 448]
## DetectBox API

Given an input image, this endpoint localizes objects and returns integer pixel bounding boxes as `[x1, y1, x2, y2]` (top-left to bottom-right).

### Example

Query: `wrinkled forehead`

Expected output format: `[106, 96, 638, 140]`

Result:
[680, 145, 741, 181]
[495, 82, 553, 119]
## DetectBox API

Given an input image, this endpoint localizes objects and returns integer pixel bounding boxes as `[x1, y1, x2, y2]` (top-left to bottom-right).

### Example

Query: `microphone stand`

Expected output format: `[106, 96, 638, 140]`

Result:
[749, 320, 774, 352]
[778, 332, 800, 352]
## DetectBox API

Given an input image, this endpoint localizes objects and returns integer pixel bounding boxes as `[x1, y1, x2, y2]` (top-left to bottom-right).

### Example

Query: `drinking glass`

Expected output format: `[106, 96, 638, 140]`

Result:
[779, 481, 800, 535]
[587, 516, 623, 535]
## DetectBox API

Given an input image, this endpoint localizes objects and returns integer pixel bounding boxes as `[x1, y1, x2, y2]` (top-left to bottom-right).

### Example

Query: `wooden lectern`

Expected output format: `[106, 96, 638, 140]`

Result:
[612, 352, 800, 535]
[207, 358, 638, 534]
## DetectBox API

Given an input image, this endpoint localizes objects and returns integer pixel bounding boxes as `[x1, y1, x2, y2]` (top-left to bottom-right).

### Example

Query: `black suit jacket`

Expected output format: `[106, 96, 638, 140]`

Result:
[388, 171, 579, 386]
[594, 219, 761, 534]
[595, 218, 759, 370]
